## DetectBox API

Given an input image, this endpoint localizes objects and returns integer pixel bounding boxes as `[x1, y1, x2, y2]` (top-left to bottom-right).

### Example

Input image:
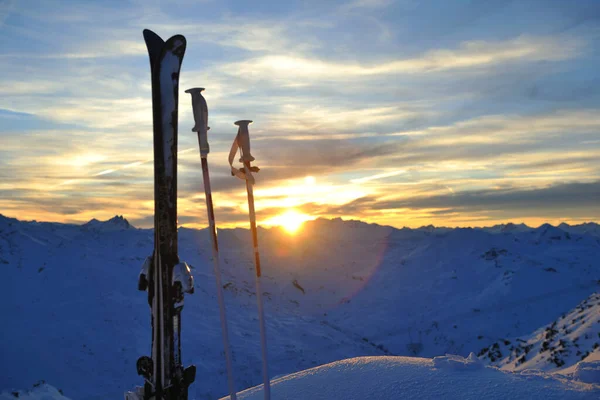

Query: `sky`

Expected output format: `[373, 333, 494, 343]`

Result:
[0, 0, 599, 229]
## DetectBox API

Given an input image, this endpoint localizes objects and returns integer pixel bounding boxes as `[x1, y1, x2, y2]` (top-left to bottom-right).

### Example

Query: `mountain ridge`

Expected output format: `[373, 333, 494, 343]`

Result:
[1, 213, 599, 233]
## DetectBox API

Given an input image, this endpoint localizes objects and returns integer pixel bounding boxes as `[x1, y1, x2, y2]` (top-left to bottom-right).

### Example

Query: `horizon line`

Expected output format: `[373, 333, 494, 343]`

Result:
[1, 212, 598, 232]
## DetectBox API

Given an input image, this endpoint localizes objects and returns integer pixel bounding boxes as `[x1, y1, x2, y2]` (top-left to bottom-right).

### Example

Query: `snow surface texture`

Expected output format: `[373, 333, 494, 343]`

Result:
[0, 382, 71, 400]
[1, 215, 599, 399]
[229, 356, 599, 400]
[573, 355, 600, 385]
[479, 293, 600, 375]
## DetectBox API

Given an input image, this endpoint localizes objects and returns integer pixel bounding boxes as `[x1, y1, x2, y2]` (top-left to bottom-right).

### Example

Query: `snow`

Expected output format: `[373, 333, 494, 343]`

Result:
[1, 215, 599, 399]
[563, 350, 600, 374]
[574, 358, 600, 384]
[432, 352, 483, 370]
[0, 383, 71, 400]
[228, 356, 599, 400]
[479, 293, 600, 372]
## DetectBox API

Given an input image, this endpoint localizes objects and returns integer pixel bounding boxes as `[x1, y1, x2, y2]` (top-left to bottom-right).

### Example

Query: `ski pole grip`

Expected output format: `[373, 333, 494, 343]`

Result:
[185, 87, 210, 156]
[234, 120, 255, 163]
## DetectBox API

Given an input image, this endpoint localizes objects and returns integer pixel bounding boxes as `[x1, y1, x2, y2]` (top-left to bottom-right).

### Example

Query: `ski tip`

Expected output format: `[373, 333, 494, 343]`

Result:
[185, 87, 205, 94]
[234, 120, 253, 126]
[168, 34, 187, 47]
[142, 29, 163, 44]
[164, 34, 187, 59]
[142, 29, 165, 64]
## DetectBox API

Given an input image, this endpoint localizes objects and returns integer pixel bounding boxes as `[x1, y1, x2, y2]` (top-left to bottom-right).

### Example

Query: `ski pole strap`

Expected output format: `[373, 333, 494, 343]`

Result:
[229, 120, 259, 185]
[185, 87, 210, 156]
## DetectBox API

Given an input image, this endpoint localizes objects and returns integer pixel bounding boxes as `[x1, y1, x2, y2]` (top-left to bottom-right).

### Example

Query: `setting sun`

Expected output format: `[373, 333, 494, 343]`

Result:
[304, 176, 316, 185]
[265, 209, 313, 234]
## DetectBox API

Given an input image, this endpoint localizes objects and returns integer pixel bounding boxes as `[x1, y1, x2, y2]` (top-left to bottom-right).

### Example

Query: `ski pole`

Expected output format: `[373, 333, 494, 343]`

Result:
[186, 87, 237, 400]
[228, 120, 271, 400]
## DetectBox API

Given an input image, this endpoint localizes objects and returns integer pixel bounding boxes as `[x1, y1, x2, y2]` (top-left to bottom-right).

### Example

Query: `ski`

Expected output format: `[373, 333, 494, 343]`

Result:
[126, 29, 195, 400]
[186, 87, 238, 400]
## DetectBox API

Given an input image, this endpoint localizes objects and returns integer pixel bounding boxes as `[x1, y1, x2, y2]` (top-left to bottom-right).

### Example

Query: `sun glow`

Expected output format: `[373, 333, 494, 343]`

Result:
[304, 176, 316, 185]
[266, 209, 313, 234]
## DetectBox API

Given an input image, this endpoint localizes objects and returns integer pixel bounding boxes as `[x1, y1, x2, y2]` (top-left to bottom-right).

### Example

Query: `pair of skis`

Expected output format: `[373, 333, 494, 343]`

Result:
[127, 29, 271, 400]
[126, 29, 196, 400]
[185, 91, 272, 400]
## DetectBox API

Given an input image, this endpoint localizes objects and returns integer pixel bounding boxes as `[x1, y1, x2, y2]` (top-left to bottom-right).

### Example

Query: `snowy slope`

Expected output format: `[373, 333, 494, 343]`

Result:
[0, 382, 71, 400]
[478, 293, 600, 371]
[313, 220, 600, 358]
[228, 355, 600, 400]
[1, 215, 599, 399]
[559, 223, 600, 239]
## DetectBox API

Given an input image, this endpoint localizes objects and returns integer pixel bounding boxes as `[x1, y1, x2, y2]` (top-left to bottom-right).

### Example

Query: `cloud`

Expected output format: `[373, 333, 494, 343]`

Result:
[0, 80, 64, 95]
[3, 104, 599, 229]
[377, 181, 600, 214]
[350, 170, 407, 183]
[375, 109, 600, 172]
[218, 34, 585, 83]
[279, 181, 600, 227]
[134, 15, 321, 55]
[1, 1, 599, 229]
[340, 0, 394, 11]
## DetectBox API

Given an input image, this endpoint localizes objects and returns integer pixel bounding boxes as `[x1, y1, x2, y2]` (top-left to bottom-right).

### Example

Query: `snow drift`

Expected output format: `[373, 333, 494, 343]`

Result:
[227, 355, 600, 400]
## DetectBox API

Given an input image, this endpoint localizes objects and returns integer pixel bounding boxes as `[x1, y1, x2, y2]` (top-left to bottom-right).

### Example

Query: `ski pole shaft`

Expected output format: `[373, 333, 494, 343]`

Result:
[245, 176, 262, 277]
[244, 174, 271, 400]
[186, 87, 237, 399]
[201, 157, 238, 400]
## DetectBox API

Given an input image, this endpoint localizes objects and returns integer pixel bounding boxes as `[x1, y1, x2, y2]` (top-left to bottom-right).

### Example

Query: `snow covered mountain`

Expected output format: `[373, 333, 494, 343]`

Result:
[81, 215, 133, 232]
[0, 215, 599, 399]
[559, 222, 600, 239]
[478, 292, 600, 372]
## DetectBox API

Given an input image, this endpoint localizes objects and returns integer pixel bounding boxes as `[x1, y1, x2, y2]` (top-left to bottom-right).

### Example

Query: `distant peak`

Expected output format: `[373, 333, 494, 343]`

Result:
[83, 215, 133, 231]
[500, 222, 529, 232]
[108, 215, 130, 225]
[536, 223, 556, 231]
[417, 224, 437, 232]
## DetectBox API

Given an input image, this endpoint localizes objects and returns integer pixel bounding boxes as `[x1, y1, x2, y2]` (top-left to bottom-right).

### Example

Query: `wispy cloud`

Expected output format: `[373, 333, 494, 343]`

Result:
[0, 0, 598, 228]
[219, 35, 585, 83]
[350, 170, 407, 183]
[0, 80, 63, 95]
[340, 0, 394, 11]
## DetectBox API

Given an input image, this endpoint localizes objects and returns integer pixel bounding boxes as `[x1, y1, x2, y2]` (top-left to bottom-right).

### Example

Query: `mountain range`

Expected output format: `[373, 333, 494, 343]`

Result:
[0, 214, 599, 399]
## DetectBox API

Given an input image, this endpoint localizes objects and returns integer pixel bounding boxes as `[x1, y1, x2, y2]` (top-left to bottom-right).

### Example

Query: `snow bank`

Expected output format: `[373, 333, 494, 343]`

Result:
[574, 360, 600, 384]
[432, 352, 483, 371]
[227, 356, 600, 400]
[0, 383, 71, 400]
